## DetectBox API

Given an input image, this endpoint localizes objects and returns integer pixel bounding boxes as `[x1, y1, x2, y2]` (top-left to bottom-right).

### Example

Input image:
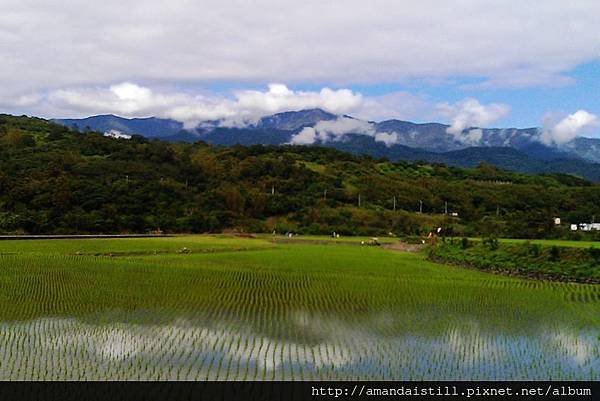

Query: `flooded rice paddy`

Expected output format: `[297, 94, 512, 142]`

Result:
[0, 236, 598, 380]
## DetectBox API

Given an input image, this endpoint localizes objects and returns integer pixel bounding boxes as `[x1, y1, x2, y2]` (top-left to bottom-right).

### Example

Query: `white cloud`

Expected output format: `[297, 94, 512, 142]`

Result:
[374, 132, 400, 146]
[310, 118, 373, 137]
[540, 110, 599, 145]
[290, 127, 318, 145]
[465, 128, 483, 144]
[1, 0, 600, 99]
[437, 98, 509, 143]
[289, 117, 398, 146]
[235, 84, 362, 115]
[4, 81, 438, 130]
[353, 91, 435, 122]
[28, 82, 363, 128]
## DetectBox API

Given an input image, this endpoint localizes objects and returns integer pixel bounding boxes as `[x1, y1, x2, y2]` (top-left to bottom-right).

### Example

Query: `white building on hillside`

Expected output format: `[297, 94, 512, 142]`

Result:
[571, 223, 600, 231]
[103, 130, 132, 140]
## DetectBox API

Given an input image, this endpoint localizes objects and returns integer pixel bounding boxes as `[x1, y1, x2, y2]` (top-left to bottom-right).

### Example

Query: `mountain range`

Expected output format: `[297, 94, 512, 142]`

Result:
[54, 109, 600, 181]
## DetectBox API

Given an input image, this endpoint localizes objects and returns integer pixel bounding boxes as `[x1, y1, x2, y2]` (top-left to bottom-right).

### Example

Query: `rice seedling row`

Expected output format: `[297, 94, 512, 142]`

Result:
[0, 237, 597, 380]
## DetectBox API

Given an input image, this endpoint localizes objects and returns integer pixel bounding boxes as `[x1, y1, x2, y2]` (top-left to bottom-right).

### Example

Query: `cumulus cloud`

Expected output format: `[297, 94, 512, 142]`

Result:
[289, 127, 319, 145]
[235, 84, 362, 115]
[7, 80, 444, 130]
[33, 82, 363, 128]
[437, 98, 509, 144]
[374, 132, 400, 146]
[540, 110, 599, 145]
[289, 117, 397, 146]
[352, 92, 435, 122]
[1, 0, 600, 98]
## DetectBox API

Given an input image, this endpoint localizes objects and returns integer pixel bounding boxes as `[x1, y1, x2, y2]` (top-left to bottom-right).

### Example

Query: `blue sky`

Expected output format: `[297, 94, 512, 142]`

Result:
[273, 60, 600, 129]
[1, 0, 600, 139]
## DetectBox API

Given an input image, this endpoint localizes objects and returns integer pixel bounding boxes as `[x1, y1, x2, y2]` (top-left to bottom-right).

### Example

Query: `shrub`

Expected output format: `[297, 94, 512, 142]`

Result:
[482, 236, 499, 251]
[461, 237, 470, 249]
[549, 246, 561, 262]
[522, 242, 541, 258]
[403, 235, 424, 244]
[589, 247, 600, 264]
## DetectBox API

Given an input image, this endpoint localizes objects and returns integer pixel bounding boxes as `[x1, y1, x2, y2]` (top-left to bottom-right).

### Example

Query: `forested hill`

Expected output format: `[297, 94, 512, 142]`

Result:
[53, 110, 600, 181]
[1, 114, 600, 238]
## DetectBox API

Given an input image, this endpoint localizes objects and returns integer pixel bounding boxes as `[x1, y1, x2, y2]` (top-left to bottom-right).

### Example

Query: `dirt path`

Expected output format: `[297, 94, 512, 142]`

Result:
[383, 241, 425, 252]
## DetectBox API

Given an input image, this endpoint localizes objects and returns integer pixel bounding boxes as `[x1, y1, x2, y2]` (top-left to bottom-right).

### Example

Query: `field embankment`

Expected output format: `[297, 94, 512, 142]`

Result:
[428, 238, 600, 284]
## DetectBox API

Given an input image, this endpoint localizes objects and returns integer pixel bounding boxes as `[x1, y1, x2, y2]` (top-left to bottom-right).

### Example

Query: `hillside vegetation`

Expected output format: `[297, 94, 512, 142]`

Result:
[429, 238, 600, 283]
[1, 114, 600, 237]
[54, 111, 600, 181]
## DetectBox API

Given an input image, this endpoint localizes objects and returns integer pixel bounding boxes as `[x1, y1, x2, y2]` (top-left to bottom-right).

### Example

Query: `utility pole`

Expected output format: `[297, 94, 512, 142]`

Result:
[419, 200, 423, 214]
[393, 196, 396, 211]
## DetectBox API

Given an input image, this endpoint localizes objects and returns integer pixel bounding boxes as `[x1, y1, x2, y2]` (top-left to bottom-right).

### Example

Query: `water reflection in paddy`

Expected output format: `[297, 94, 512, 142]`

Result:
[0, 311, 597, 380]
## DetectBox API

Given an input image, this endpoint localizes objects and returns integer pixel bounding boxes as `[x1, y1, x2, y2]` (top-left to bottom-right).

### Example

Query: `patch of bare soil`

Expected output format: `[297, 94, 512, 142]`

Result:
[383, 242, 425, 253]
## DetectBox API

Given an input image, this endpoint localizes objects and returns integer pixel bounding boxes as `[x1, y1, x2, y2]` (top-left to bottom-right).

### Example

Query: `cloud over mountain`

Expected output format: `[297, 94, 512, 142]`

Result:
[437, 98, 510, 144]
[37, 83, 363, 128]
[541, 110, 599, 145]
[289, 117, 397, 146]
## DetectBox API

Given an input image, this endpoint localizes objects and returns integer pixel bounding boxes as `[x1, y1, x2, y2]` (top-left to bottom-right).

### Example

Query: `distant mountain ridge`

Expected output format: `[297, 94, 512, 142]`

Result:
[54, 115, 186, 138]
[53, 109, 600, 181]
[256, 108, 337, 130]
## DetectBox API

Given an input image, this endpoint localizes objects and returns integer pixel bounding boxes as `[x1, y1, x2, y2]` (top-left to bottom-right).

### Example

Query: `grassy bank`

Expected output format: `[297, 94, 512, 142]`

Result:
[429, 238, 600, 283]
[497, 238, 600, 249]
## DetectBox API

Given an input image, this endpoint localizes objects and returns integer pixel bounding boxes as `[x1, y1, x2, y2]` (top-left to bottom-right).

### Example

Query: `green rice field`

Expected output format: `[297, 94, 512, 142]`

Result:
[0, 235, 598, 380]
